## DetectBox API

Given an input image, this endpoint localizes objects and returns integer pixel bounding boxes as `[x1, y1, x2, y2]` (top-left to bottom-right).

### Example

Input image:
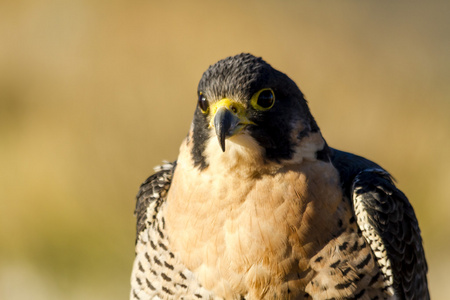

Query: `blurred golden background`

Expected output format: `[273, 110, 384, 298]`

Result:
[1, 0, 449, 299]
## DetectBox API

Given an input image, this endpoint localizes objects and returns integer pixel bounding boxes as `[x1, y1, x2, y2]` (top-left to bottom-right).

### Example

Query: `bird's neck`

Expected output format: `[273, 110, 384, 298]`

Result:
[192, 127, 328, 178]
[204, 134, 281, 178]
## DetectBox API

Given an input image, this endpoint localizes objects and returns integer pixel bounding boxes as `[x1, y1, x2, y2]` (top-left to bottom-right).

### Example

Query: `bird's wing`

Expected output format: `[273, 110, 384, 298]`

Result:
[351, 168, 429, 300]
[134, 162, 175, 241]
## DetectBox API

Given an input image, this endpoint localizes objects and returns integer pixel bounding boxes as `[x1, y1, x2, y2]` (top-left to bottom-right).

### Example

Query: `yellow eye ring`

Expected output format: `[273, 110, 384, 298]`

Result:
[250, 88, 275, 111]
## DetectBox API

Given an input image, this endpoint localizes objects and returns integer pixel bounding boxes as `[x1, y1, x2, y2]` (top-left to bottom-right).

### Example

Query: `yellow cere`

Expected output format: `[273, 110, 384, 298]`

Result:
[208, 98, 255, 128]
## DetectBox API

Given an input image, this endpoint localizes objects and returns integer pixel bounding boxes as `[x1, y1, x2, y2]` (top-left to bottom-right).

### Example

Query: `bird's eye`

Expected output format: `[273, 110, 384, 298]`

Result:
[251, 88, 275, 111]
[198, 92, 209, 113]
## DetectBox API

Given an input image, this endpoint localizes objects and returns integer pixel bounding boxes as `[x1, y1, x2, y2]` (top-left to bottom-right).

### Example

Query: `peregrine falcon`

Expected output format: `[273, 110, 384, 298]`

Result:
[130, 53, 429, 299]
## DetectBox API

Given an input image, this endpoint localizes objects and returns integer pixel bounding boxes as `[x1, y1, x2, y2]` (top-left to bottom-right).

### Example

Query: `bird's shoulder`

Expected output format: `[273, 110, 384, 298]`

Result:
[330, 148, 429, 299]
[134, 161, 176, 240]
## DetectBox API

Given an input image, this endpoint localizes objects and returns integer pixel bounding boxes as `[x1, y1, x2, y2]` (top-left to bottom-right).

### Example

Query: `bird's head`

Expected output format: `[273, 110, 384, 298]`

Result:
[189, 53, 328, 171]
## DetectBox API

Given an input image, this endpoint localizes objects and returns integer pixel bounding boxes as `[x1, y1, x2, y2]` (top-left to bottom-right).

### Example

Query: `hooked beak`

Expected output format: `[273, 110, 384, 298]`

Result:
[210, 99, 255, 152]
[213, 107, 241, 152]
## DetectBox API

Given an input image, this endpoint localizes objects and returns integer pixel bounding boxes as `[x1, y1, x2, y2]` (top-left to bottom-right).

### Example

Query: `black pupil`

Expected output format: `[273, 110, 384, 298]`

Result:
[257, 90, 274, 108]
[198, 94, 208, 111]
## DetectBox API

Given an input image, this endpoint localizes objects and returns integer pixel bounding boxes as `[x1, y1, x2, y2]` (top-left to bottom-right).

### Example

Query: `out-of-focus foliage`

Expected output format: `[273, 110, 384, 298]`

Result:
[0, 0, 449, 299]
